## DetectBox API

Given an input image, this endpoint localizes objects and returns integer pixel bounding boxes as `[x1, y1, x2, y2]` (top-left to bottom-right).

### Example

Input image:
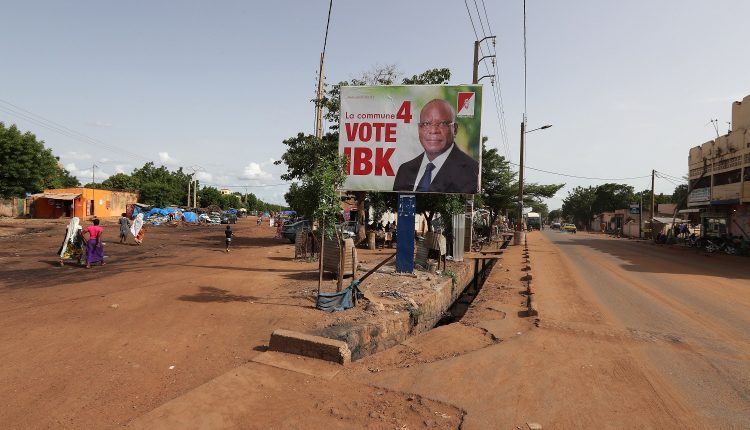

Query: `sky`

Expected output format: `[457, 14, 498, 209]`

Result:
[2, 0, 748, 208]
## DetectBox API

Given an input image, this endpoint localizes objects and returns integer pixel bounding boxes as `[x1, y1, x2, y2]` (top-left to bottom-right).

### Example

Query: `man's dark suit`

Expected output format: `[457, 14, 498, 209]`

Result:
[392, 145, 479, 193]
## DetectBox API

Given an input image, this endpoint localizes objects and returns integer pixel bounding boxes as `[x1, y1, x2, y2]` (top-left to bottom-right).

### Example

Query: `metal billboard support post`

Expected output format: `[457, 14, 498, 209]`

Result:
[396, 194, 416, 273]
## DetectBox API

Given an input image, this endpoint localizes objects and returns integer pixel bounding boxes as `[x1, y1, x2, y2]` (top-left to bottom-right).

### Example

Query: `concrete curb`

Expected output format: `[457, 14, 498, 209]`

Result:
[269, 329, 352, 365]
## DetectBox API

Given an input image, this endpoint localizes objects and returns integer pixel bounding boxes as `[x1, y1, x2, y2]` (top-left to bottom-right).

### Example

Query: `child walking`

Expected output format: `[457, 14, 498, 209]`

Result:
[225, 225, 234, 252]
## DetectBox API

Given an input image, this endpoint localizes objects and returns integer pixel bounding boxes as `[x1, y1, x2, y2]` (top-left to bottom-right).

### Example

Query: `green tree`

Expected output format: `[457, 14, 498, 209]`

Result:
[562, 186, 597, 227]
[671, 184, 689, 209]
[475, 141, 515, 224]
[0, 122, 80, 197]
[199, 186, 223, 208]
[101, 173, 137, 190]
[548, 209, 562, 222]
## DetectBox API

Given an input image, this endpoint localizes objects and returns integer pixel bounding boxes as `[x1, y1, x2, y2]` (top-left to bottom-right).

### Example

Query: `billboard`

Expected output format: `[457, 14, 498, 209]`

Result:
[339, 85, 482, 194]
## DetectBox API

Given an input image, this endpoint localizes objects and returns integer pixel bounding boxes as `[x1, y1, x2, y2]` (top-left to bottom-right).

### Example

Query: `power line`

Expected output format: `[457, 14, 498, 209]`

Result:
[509, 161, 650, 180]
[209, 183, 288, 188]
[0, 99, 291, 191]
[523, 0, 527, 120]
[0, 100, 150, 162]
[464, 0, 510, 159]
[479, 0, 510, 159]
[656, 175, 682, 188]
[654, 170, 687, 182]
[322, 0, 333, 55]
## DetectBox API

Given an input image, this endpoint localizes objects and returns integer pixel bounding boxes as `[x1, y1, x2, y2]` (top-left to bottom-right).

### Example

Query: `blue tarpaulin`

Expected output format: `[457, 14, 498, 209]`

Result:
[316, 280, 361, 312]
[182, 212, 198, 223]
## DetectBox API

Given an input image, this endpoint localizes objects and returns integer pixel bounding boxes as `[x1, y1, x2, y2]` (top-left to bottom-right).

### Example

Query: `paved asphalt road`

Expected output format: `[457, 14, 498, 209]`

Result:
[543, 230, 750, 428]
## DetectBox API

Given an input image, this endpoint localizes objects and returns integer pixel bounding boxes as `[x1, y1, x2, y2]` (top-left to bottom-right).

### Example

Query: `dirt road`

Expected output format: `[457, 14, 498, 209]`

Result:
[0, 218, 462, 429]
[350, 231, 749, 428]
[2, 218, 748, 429]
[540, 230, 750, 428]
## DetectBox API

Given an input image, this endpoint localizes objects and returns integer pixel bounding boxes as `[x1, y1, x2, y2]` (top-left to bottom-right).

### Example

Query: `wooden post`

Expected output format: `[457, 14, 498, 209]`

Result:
[337, 238, 344, 292]
[317, 219, 324, 295]
[351, 247, 356, 277]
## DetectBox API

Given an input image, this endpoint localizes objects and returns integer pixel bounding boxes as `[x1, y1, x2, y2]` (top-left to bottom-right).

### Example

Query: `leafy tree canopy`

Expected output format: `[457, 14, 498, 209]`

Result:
[0, 122, 81, 198]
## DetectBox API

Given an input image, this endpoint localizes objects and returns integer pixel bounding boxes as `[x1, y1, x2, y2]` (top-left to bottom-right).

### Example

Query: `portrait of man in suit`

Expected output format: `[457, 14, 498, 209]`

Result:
[392, 99, 479, 193]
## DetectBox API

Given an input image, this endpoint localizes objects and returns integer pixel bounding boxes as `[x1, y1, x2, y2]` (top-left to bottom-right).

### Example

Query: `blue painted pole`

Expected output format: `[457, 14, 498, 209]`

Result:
[396, 194, 416, 273]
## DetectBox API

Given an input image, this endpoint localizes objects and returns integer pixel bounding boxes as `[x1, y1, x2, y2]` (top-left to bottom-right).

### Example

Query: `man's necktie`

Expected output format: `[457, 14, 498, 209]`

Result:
[416, 163, 435, 192]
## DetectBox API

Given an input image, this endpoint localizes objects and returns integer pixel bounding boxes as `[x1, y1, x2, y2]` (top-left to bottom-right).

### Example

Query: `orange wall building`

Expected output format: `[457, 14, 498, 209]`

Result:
[31, 188, 139, 219]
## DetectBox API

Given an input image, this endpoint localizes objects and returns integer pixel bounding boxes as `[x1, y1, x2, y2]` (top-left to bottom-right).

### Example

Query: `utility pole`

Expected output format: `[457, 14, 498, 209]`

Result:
[639, 193, 643, 239]
[469, 36, 496, 251]
[518, 120, 526, 233]
[314, 52, 325, 139]
[187, 177, 192, 207]
[472, 37, 496, 86]
[651, 169, 656, 232]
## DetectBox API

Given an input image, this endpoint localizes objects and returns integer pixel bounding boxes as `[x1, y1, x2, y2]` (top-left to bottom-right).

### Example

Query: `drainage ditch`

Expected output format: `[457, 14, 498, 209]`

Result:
[436, 258, 497, 326]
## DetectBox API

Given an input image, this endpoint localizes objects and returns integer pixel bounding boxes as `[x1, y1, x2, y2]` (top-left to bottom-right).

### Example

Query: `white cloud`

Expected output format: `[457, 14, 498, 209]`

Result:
[239, 162, 273, 180]
[65, 163, 77, 172]
[158, 151, 179, 165]
[64, 151, 92, 160]
[195, 171, 213, 182]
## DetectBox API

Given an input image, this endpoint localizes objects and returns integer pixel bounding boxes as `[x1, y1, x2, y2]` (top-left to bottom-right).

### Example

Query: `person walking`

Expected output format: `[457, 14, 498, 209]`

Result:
[82, 218, 105, 268]
[58, 217, 85, 267]
[131, 213, 145, 245]
[224, 225, 234, 252]
[118, 213, 130, 244]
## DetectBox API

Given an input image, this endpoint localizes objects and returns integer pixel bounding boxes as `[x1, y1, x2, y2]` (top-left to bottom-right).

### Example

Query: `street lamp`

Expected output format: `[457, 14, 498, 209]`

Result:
[516, 121, 552, 241]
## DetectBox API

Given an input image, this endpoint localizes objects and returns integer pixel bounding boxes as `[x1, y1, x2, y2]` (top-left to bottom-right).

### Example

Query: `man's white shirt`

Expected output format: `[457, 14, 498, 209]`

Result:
[412, 144, 455, 192]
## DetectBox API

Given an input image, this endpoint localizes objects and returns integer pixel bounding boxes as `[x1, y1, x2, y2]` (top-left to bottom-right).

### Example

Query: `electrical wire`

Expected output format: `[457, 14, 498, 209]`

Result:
[509, 161, 651, 180]
[523, 0, 527, 121]
[0, 100, 149, 162]
[464, 0, 511, 158]
[473, 0, 510, 158]
[0, 99, 289, 192]
[202, 184, 288, 188]
[654, 170, 687, 182]
[322, 0, 333, 55]
[656, 175, 682, 188]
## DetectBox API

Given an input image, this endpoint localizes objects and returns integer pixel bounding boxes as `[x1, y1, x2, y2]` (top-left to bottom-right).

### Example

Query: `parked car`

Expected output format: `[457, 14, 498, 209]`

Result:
[221, 212, 237, 224]
[562, 223, 577, 233]
[208, 212, 222, 224]
[282, 220, 310, 243]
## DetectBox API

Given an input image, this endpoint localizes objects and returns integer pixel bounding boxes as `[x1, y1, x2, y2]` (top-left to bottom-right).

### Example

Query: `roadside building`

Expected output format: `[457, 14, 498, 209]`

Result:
[30, 187, 139, 219]
[687, 94, 750, 237]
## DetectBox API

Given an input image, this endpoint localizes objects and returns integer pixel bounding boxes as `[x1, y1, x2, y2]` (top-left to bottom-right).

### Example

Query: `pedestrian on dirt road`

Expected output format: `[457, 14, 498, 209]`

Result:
[118, 213, 130, 244]
[82, 218, 105, 268]
[58, 216, 85, 267]
[131, 213, 145, 245]
[225, 225, 234, 252]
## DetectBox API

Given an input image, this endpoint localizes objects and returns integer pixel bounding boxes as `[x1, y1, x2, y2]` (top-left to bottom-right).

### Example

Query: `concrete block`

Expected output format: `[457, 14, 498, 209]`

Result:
[269, 329, 351, 365]
[523, 272, 533, 281]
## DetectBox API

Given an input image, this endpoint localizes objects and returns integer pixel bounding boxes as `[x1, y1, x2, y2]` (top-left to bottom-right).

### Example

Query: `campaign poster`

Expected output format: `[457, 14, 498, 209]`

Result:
[339, 85, 482, 194]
